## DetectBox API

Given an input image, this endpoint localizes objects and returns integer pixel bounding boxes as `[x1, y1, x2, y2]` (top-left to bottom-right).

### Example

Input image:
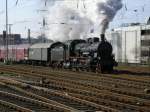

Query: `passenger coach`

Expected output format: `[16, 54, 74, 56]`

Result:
[0, 44, 30, 63]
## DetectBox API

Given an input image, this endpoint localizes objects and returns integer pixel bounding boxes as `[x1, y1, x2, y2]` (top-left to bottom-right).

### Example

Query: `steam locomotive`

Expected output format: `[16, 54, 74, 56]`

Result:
[54, 34, 117, 73]
[0, 34, 117, 73]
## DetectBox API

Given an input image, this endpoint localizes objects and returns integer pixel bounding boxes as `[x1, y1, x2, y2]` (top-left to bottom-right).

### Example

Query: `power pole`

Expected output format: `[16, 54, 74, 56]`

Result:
[28, 29, 31, 44]
[3, 31, 6, 46]
[42, 17, 46, 43]
[37, 9, 48, 43]
[8, 24, 13, 45]
[5, 0, 8, 63]
[8, 24, 13, 34]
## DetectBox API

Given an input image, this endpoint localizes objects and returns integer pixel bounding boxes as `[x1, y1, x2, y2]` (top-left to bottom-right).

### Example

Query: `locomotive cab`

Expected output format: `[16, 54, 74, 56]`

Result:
[50, 42, 66, 68]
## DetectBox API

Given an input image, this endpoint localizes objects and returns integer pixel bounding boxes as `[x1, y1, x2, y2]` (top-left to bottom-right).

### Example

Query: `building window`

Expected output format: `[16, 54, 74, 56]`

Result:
[141, 50, 150, 57]
[141, 29, 150, 35]
[141, 40, 150, 46]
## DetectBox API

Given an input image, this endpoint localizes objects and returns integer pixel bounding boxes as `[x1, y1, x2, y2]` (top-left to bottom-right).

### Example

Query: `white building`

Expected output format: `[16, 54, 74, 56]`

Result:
[106, 24, 150, 65]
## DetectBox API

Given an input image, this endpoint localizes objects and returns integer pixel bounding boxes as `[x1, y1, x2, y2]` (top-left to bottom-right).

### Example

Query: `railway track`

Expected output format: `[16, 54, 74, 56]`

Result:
[0, 100, 31, 112]
[18, 79, 150, 112]
[0, 82, 70, 112]
[4, 64, 150, 83]
[1, 65, 150, 89]
[2, 65, 150, 94]
[0, 64, 150, 112]
[0, 91, 66, 112]
[17, 64, 150, 78]
[0, 81, 75, 111]
[0, 77, 117, 112]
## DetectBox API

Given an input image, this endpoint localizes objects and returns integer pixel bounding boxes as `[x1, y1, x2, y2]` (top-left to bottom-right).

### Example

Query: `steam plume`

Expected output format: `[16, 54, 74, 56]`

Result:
[97, 0, 123, 34]
[41, 0, 122, 41]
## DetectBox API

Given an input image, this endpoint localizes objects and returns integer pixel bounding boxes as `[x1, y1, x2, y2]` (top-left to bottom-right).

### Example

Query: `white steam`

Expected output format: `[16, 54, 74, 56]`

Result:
[43, 0, 122, 41]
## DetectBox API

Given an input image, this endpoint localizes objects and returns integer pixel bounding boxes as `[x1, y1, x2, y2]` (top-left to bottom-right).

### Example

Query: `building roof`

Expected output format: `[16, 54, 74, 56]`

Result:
[30, 43, 53, 49]
[0, 44, 30, 49]
[111, 24, 150, 32]
[16, 44, 30, 49]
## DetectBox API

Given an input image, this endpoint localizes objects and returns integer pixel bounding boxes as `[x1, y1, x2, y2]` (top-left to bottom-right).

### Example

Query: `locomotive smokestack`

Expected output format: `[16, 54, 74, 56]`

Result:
[100, 34, 105, 42]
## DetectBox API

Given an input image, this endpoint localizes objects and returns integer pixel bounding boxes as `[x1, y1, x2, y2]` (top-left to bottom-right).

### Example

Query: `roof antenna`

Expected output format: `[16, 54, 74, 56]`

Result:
[77, 0, 86, 9]
[45, 0, 48, 6]
[77, 0, 79, 8]
[83, 0, 86, 9]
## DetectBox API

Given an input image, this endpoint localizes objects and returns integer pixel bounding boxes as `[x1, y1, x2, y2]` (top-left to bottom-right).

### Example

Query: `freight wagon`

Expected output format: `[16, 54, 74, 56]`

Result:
[28, 42, 66, 66]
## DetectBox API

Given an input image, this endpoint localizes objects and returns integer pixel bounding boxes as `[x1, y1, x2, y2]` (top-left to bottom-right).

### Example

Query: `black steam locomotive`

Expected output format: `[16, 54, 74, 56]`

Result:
[50, 34, 117, 73]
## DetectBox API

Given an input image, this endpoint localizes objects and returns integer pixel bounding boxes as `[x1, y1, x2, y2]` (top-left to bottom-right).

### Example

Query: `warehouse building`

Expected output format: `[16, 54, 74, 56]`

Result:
[106, 24, 150, 65]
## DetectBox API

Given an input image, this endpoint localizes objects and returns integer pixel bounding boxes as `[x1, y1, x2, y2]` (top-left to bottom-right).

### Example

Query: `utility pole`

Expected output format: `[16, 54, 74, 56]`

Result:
[42, 17, 46, 43]
[8, 24, 13, 34]
[5, 0, 8, 63]
[8, 24, 13, 45]
[37, 9, 48, 43]
[28, 29, 31, 44]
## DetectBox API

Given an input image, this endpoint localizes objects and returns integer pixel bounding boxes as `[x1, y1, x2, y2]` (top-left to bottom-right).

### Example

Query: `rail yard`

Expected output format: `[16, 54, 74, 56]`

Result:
[0, 0, 150, 112]
[0, 64, 149, 112]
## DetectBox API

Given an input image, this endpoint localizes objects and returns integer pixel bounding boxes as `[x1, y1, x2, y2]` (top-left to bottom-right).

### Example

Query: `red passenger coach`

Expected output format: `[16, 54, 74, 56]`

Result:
[0, 44, 30, 62]
[16, 44, 30, 62]
[0, 46, 6, 61]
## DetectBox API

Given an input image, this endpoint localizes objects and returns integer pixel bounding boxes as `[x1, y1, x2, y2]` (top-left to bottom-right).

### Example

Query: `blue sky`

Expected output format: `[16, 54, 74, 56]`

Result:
[0, 0, 42, 38]
[0, 0, 150, 38]
[110, 0, 150, 28]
